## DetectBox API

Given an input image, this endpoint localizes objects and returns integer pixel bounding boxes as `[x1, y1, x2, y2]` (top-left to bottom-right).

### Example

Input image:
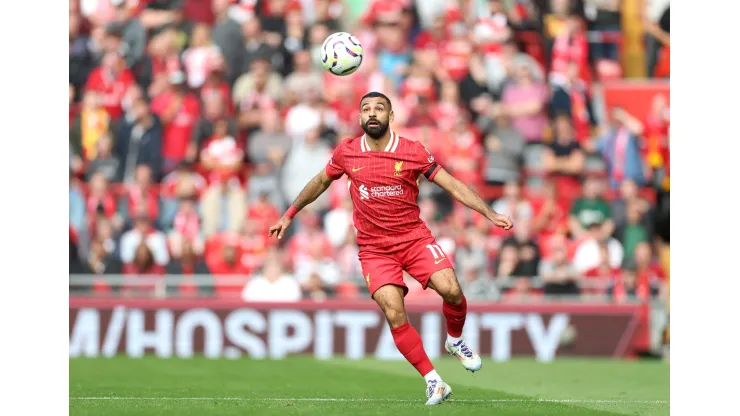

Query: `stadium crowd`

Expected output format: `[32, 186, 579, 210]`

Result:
[68, 0, 670, 303]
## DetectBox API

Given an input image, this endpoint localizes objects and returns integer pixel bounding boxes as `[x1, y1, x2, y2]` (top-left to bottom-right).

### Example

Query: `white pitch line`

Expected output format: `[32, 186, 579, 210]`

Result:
[70, 397, 668, 404]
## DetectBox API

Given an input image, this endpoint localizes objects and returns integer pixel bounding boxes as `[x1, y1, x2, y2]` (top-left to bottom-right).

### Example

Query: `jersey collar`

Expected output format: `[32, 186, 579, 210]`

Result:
[361, 130, 399, 153]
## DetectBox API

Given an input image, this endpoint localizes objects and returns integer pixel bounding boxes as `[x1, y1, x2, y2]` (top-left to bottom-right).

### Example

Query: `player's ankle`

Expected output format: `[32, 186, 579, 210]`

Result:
[446, 334, 462, 346]
[423, 369, 441, 383]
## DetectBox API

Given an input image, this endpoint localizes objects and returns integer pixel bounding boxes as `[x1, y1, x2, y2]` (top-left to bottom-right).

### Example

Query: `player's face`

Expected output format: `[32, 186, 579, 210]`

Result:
[360, 97, 394, 139]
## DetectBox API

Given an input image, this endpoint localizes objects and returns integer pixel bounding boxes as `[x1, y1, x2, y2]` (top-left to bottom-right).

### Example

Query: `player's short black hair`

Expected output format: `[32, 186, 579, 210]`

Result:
[360, 91, 392, 110]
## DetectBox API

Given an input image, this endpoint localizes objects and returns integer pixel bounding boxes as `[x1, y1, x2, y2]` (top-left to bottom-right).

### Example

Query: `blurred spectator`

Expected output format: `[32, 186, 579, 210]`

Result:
[531, 180, 569, 240]
[288, 212, 333, 267]
[200, 53, 234, 116]
[472, 0, 513, 58]
[642, 0, 670, 78]
[93, 219, 121, 260]
[632, 242, 666, 295]
[121, 242, 165, 296]
[85, 172, 123, 233]
[241, 257, 302, 302]
[456, 229, 489, 275]
[294, 241, 341, 289]
[70, 11, 95, 92]
[70, 91, 111, 163]
[70, 174, 87, 236]
[324, 197, 354, 248]
[85, 50, 135, 121]
[491, 181, 534, 222]
[569, 176, 614, 239]
[459, 266, 500, 301]
[621, 202, 650, 263]
[191, 92, 237, 152]
[542, 0, 576, 40]
[583, 0, 621, 61]
[542, 115, 585, 191]
[233, 57, 282, 136]
[607, 264, 651, 303]
[211, 0, 245, 85]
[70, 227, 88, 275]
[281, 128, 333, 211]
[583, 241, 622, 287]
[539, 238, 580, 296]
[247, 109, 292, 165]
[116, 97, 164, 182]
[285, 87, 339, 145]
[237, 17, 284, 75]
[120, 214, 170, 267]
[247, 192, 281, 237]
[87, 237, 123, 276]
[199, 119, 247, 236]
[166, 238, 212, 297]
[303, 273, 330, 302]
[482, 113, 525, 185]
[494, 244, 521, 278]
[121, 165, 160, 225]
[207, 232, 250, 295]
[284, 50, 324, 107]
[549, 62, 596, 145]
[151, 71, 201, 172]
[501, 219, 541, 276]
[182, 23, 221, 89]
[280, 5, 310, 74]
[642, 94, 670, 187]
[107, 0, 147, 69]
[549, 15, 590, 86]
[167, 194, 204, 257]
[439, 18, 474, 83]
[160, 161, 207, 227]
[593, 107, 647, 189]
[572, 216, 624, 274]
[140, 0, 189, 34]
[142, 25, 184, 97]
[500, 63, 548, 143]
[238, 219, 272, 275]
[484, 38, 544, 97]
[611, 176, 652, 244]
[86, 134, 120, 182]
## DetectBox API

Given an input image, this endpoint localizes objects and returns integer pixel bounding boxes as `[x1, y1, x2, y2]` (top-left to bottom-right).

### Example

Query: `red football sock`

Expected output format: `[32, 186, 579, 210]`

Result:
[390, 322, 435, 376]
[443, 294, 467, 338]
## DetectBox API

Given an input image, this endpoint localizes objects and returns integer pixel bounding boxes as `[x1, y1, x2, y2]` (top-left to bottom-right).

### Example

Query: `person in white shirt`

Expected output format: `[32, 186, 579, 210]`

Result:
[573, 217, 624, 274]
[120, 214, 169, 266]
[241, 258, 302, 302]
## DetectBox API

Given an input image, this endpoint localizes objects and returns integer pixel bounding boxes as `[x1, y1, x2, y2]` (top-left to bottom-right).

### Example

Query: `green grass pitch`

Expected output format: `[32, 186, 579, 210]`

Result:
[70, 356, 669, 415]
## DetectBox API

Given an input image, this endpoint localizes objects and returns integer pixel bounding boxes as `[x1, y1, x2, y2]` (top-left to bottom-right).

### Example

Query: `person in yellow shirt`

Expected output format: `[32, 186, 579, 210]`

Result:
[70, 91, 111, 161]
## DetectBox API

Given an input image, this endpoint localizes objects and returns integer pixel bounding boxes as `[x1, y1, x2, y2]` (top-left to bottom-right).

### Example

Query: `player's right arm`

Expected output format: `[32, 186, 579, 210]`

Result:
[268, 141, 347, 239]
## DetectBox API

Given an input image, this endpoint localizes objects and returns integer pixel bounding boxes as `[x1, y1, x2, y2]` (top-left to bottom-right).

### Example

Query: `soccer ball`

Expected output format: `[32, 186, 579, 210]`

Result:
[321, 32, 363, 76]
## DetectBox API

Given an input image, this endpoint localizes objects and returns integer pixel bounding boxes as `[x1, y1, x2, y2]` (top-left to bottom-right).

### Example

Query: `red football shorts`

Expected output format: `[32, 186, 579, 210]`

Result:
[358, 236, 452, 297]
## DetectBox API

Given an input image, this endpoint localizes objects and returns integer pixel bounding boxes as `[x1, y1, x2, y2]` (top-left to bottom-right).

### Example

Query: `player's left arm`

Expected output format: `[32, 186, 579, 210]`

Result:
[431, 167, 513, 230]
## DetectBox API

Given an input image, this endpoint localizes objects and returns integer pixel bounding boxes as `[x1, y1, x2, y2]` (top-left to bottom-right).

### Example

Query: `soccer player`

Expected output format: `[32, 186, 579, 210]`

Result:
[268, 92, 513, 405]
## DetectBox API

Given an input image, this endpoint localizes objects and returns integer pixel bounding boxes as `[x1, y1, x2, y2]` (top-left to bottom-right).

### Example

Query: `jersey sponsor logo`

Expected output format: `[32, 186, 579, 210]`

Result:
[434, 258, 446, 264]
[352, 167, 366, 172]
[394, 161, 403, 176]
[370, 184, 403, 198]
[359, 184, 370, 200]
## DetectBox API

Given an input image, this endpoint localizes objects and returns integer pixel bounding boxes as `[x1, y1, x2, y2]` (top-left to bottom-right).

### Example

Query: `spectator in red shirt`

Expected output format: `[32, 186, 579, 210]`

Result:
[247, 192, 281, 237]
[550, 62, 596, 145]
[549, 15, 591, 86]
[633, 242, 666, 295]
[583, 241, 621, 294]
[199, 119, 247, 237]
[151, 71, 201, 174]
[85, 50, 135, 121]
[167, 194, 203, 257]
[85, 172, 122, 234]
[160, 161, 207, 228]
[122, 165, 159, 225]
[182, 23, 222, 90]
[531, 180, 569, 241]
[199, 53, 234, 117]
[206, 232, 250, 297]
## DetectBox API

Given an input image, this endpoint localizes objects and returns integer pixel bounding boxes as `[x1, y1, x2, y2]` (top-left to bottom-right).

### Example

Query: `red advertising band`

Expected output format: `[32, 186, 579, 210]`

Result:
[285, 205, 299, 219]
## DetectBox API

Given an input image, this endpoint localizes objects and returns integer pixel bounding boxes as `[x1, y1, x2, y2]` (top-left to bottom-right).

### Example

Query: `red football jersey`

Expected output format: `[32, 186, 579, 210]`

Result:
[325, 131, 442, 248]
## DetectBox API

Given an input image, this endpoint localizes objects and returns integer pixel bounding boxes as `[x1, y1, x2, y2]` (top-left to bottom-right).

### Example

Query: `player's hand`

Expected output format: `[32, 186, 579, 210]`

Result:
[490, 213, 513, 230]
[268, 217, 292, 240]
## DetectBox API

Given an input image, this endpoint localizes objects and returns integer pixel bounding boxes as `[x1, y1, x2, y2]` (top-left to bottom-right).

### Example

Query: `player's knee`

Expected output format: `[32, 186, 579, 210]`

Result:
[384, 308, 408, 329]
[442, 282, 463, 305]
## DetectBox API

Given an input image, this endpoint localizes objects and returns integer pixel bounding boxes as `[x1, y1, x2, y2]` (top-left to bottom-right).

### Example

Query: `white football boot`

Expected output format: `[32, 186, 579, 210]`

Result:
[445, 339, 483, 372]
[425, 379, 453, 405]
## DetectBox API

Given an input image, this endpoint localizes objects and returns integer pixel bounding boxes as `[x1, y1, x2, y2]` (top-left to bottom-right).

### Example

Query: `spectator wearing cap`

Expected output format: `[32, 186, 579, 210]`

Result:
[107, 0, 147, 69]
[593, 107, 647, 189]
[85, 50, 136, 121]
[569, 176, 614, 239]
[116, 96, 164, 182]
[120, 213, 170, 267]
[150, 70, 201, 174]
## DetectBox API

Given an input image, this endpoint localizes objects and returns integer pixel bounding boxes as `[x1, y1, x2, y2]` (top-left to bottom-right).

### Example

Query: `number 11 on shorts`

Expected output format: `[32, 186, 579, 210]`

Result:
[426, 244, 446, 263]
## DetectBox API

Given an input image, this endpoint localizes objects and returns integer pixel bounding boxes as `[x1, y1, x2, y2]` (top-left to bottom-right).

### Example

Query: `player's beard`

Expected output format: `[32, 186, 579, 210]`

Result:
[362, 118, 389, 139]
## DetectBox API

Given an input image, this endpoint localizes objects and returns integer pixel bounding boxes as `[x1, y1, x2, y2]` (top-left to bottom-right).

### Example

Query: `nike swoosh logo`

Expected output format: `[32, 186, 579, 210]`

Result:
[352, 167, 366, 172]
[435, 258, 446, 264]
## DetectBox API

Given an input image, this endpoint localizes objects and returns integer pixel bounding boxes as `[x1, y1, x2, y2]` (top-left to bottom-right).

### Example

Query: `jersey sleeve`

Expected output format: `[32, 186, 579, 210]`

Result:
[325, 140, 347, 180]
[414, 141, 442, 181]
